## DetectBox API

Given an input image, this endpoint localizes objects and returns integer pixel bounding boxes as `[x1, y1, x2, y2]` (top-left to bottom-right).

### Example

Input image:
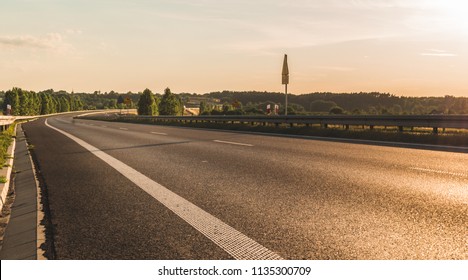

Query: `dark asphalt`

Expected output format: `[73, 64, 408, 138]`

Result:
[22, 114, 468, 259]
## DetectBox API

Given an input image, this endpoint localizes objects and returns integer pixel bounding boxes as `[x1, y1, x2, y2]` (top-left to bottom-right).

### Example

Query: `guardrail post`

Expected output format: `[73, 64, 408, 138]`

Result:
[398, 126, 403, 132]
[370, 125, 374, 130]
[433, 127, 438, 134]
[345, 124, 349, 130]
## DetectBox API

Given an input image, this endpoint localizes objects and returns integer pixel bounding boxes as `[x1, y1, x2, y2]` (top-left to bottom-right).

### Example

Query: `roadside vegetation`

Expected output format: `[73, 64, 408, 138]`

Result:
[0, 124, 15, 168]
[199, 91, 467, 116]
[2, 86, 463, 147]
[2, 88, 466, 117]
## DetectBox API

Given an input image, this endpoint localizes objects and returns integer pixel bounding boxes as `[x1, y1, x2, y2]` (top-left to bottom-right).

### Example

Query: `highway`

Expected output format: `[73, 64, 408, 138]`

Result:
[22, 114, 468, 259]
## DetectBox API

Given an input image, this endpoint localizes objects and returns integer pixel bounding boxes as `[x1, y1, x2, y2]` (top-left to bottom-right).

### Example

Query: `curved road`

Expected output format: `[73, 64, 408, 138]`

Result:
[22, 114, 467, 259]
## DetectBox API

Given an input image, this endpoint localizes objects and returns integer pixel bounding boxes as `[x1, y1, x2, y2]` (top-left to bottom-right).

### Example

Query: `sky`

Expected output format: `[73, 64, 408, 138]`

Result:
[1, 0, 468, 97]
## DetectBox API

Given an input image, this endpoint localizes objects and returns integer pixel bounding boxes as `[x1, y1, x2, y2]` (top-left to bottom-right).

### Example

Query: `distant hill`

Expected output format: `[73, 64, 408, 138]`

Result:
[202, 91, 467, 115]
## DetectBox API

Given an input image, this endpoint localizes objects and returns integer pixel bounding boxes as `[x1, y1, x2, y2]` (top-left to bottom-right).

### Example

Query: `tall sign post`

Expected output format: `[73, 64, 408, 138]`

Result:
[282, 54, 289, 116]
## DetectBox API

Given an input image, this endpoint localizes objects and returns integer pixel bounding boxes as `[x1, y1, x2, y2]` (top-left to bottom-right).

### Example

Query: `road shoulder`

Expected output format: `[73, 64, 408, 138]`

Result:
[0, 124, 46, 260]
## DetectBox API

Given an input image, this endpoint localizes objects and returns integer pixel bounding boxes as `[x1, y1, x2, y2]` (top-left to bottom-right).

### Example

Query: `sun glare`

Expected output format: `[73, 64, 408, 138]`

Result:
[432, 1, 468, 32]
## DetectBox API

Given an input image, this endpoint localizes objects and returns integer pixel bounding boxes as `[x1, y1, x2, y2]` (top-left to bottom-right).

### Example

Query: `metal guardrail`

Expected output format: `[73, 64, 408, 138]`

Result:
[0, 116, 16, 130]
[0, 110, 121, 131]
[113, 114, 468, 133]
[3, 113, 467, 133]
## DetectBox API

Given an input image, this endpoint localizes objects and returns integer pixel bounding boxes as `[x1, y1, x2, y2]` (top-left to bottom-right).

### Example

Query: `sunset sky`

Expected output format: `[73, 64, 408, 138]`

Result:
[1, 0, 467, 96]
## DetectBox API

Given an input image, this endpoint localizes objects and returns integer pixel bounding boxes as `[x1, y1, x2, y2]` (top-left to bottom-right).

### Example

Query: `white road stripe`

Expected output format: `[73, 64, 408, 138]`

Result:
[150, 132, 168, 135]
[45, 119, 281, 260]
[101, 125, 107, 128]
[213, 140, 254, 147]
[119, 127, 128, 130]
[410, 167, 467, 178]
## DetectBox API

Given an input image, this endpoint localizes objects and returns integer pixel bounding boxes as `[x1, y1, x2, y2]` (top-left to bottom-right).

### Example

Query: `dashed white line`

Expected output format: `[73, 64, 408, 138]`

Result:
[101, 125, 107, 128]
[44, 119, 281, 260]
[410, 167, 467, 178]
[150, 132, 168, 135]
[119, 127, 128, 131]
[213, 140, 254, 147]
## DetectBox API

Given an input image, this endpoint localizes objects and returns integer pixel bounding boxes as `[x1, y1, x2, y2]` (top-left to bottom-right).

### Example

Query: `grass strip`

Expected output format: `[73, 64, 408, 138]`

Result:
[0, 124, 16, 168]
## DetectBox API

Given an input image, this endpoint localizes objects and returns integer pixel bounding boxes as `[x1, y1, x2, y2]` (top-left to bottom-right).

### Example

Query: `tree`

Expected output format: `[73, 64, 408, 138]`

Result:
[329, 106, 345, 114]
[69, 94, 84, 111]
[58, 95, 71, 112]
[137, 88, 158, 115]
[3, 88, 20, 115]
[19, 90, 36, 115]
[117, 95, 125, 109]
[310, 100, 337, 112]
[159, 88, 183, 115]
[199, 101, 210, 115]
[222, 103, 232, 114]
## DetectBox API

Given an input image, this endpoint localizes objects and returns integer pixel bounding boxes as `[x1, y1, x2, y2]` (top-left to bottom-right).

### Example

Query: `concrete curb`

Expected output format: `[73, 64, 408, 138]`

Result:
[26, 142, 47, 260]
[0, 125, 17, 211]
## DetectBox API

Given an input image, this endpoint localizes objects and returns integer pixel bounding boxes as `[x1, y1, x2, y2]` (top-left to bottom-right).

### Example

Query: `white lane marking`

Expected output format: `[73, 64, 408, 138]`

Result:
[213, 140, 254, 147]
[44, 119, 282, 260]
[150, 132, 168, 135]
[410, 167, 467, 178]
[101, 125, 107, 128]
[119, 127, 128, 130]
[55, 118, 72, 124]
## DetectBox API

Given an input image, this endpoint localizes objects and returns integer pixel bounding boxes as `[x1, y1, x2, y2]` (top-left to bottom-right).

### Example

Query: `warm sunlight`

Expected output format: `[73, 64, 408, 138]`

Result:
[1, 0, 468, 96]
[433, 1, 468, 32]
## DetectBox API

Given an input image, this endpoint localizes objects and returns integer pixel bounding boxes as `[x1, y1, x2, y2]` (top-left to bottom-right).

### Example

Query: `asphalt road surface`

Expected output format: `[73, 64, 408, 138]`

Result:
[22, 114, 468, 259]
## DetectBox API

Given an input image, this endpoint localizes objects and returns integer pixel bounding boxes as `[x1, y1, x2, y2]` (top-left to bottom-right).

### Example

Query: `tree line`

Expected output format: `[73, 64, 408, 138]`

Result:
[0, 87, 185, 116]
[1, 87, 466, 116]
[1, 88, 84, 115]
[202, 91, 467, 115]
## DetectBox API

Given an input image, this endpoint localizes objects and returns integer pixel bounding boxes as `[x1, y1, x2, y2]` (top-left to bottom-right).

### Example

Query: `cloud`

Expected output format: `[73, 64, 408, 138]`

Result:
[420, 49, 457, 57]
[65, 29, 83, 35]
[316, 66, 356, 72]
[0, 33, 69, 50]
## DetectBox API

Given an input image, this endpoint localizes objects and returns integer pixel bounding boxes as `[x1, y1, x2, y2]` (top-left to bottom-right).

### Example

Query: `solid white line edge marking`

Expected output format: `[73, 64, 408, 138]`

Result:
[213, 140, 254, 147]
[150, 132, 168, 135]
[45, 119, 282, 260]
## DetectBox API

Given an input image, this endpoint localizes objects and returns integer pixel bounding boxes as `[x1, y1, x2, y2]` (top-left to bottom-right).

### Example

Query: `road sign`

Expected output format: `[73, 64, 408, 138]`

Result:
[282, 54, 289, 116]
[282, 54, 289, 85]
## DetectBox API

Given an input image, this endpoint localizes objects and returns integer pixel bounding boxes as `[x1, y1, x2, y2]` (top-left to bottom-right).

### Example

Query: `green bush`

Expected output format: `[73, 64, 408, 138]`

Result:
[0, 124, 15, 168]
